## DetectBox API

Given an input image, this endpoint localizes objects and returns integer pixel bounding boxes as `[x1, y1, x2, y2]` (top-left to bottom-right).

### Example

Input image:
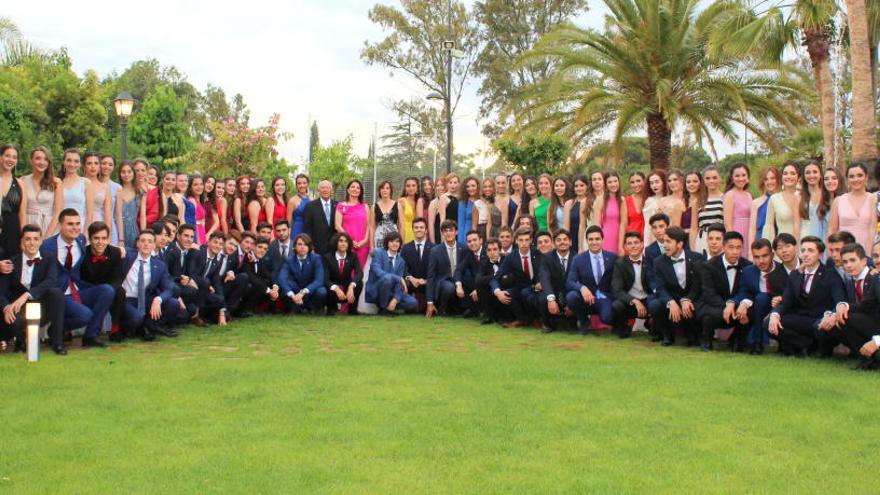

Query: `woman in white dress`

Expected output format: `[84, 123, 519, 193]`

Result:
[22, 146, 63, 236]
[83, 151, 111, 233]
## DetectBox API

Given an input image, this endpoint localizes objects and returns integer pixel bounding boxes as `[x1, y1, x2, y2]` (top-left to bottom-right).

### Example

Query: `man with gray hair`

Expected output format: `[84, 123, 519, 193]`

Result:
[302, 179, 338, 255]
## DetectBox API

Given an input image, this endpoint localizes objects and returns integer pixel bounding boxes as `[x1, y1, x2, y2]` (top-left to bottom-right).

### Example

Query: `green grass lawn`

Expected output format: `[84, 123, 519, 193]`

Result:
[1, 315, 878, 493]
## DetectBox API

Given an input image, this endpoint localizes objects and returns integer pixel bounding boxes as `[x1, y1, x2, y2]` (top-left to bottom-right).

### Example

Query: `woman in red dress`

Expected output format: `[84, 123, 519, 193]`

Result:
[624, 171, 647, 238]
[264, 176, 288, 237]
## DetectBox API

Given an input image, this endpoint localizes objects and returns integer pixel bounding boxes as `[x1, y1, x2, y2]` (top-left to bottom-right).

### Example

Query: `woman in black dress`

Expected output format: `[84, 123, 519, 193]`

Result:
[0, 144, 26, 259]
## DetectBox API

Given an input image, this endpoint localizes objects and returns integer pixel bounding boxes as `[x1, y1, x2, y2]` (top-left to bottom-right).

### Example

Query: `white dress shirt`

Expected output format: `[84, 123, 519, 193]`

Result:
[123, 255, 153, 299]
[670, 252, 687, 288]
[722, 257, 739, 294]
[57, 236, 81, 294]
[21, 253, 40, 291]
[628, 257, 647, 300]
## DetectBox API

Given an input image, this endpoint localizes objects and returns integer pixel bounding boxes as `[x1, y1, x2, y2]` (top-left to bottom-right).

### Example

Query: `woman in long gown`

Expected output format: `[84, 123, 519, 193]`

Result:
[0, 145, 26, 259]
[529, 174, 553, 232]
[693, 167, 724, 256]
[798, 161, 829, 241]
[84, 152, 111, 234]
[287, 174, 310, 237]
[642, 170, 666, 246]
[22, 146, 62, 237]
[492, 174, 511, 234]
[829, 162, 878, 253]
[427, 176, 446, 244]
[659, 170, 687, 233]
[600, 171, 624, 254]
[60, 149, 94, 235]
[568, 175, 590, 253]
[187, 176, 214, 244]
[508, 173, 525, 227]
[473, 178, 497, 240]
[372, 180, 399, 247]
[548, 177, 573, 234]
[232, 176, 251, 233]
[458, 176, 480, 244]
[114, 161, 142, 249]
[438, 174, 460, 235]
[99, 154, 121, 244]
[748, 166, 780, 245]
[398, 177, 420, 243]
[723, 163, 753, 255]
[624, 172, 647, 244]
[264, 177, 289, 236]
[335, 179, 371, 268]
[247, 179, 268, 232]
[419, 176, 434, 221]
[762, 161, 801, 241]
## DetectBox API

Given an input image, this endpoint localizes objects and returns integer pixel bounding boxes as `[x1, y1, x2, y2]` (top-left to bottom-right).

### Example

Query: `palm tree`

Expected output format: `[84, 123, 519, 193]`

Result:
[510, 0, 804, 170]
[844, 0, 879, 161]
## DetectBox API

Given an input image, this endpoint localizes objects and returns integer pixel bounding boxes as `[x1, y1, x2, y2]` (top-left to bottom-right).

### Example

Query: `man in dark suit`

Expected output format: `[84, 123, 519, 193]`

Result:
[302, 179, 338, 255]
[426, 220, 466, 318]
[765, 236, 845, 357]
[453, 229, 485, 317]
[165, 224, 208, 327]
[696, 231, 752, 351]
[835, 243, 880, 369]
[401, 217, 433, 312]
[278, 233, 327, 313]
[323, 232, 363, 315]
[826, 231, 858, 282]
[0, 224, 65, 354]
[269, 219, 295, 279]
[773, 233, 801, 274]
[241, 236, 280, 313]
[366, 231, 417, 315]
[80, 221, 126, 341]
[644, 213, 670, 278]
[40, 209, 114, 348]
[491, 227, 540, 328]
[216, 234, 249, 317]
[652, 226, 703, 346]
[566, 225, 616, 335]
[611, 231, 660, 339]
[732, 238, 789, 354]
[538, 229, 574, 333]
[193, 231, 229, 325]
[475, 238, 507, 324]
[120, 230, 180, 340]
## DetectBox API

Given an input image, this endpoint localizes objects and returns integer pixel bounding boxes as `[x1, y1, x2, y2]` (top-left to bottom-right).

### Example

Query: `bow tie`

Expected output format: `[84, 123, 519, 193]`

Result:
[726, 264, 738, 271]
[26, 258, 41, 266]
[671, 258, 684, 264]
[91, 255, 108, 263]
[630, 259, 641, 265]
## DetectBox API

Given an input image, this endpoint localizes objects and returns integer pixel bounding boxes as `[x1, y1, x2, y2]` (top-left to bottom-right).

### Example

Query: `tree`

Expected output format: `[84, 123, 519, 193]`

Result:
[361, 0, 481, 170]
[129, 86, 193, 167]
[512, 0, 805, 170]
[190, 114, 291, 179]
[308, 137, 366, 189]
[495, 133, 569, 176]
[844, 0, 879, 161]
[309, 120, 320, 164]
[473, 0, 588, 137]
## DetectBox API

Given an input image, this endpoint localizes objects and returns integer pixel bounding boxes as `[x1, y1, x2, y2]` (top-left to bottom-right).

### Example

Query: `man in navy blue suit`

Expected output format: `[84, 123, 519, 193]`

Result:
[491, 227, 540, 328]
[425, 220, 466, 318]
[652, 226, 703, 346]
[278, 233, 327, 313]
[0, 224, 66, 354]
[834, 243, 880, 369]
[611, 231, 660, 339]
[120, 230, 180, 340]
[366, 231, 417, 315]
[644, 213, 670, 277]
[401, 218, 433, 312]
[538, 229, 575, 333]
[193, 231, 229, 325]
[566, 225, 616, 335]
[732, 238, 788, 354]
[765, 236, 845, 357]
[453, 229, 484, 317]
[40, 209, 113, 348]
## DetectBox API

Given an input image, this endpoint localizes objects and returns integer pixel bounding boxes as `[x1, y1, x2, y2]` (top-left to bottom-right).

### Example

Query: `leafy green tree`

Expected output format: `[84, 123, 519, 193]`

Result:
[309, 121, 320, 164]
[129, 86, 193, 167]
[308, 137, 366, 189]
[495, 133, 569, 176]
[190, 113, 291, 178]
[513, 0, 806, 170]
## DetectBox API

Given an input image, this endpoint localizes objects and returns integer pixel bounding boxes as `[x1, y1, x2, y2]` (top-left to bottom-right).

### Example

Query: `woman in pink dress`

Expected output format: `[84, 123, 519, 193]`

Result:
[600, 171, 623, 253]
[335, 179, 371, 268]
[186, 176, 211, 244]
[723, 163, 753, 254]
[829, 162, 878, 253]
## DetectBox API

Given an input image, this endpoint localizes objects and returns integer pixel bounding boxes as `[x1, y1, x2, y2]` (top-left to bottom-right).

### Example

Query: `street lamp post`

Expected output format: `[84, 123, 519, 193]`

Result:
[427, 0, 454, 175]
[113, 91, 135, 160]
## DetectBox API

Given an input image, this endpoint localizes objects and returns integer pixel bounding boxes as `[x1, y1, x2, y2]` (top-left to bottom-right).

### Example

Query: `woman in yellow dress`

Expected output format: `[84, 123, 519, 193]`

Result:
[398, 176, 419, 243]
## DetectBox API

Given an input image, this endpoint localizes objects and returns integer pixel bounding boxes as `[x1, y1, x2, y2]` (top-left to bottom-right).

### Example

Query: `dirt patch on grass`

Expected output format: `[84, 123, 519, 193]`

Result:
[205, 345, 238, 352]
[281, 346, 301, 354]
[552, 343, 585, 350]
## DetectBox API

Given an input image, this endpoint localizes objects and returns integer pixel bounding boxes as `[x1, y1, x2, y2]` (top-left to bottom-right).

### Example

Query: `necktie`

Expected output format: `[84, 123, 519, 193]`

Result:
[281, 243, 288, 258]
[239, 253, 244, 268]
[204, 257, 214, 277]
[137, 260, 146, 313]
[802, 273, 813, 294]
[180, 249, 186, 268]
[593, 254, 603, 282]
[338, 257, 345, 274]
[65, 244, 81, 303]
[763, 273, 771, 295]
[856, 279, 864, 301]
[448, 246, 456, 275]
[416, 243, 422, 260]
[561, 257, 568, 272]
[522, 255, 531, 279]
[299, 258, 304, 271]
[474, 252, 479, 263]
[671, 257, 684, 264]
[389, 256, 396, 269]
[324, 201, 331, 225]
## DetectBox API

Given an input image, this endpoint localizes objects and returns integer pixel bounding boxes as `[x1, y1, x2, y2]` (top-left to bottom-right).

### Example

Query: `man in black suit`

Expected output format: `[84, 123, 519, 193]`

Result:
[492, 227, 540, 328]
[401, 217, 433, 312]
[80, 221, 126, 341]
[242, 236, 280, 313]
[165, 224, 208, 327]
[475, 238, 507, 324]
[652, 226, 703, 346]
[702, 223, 725, 260]
[773, 233, 800, 274]
[453, 229, 484, 317]
[0, 224, 65, 354]
[322, 232, 363, 315]
[425, 220, 466, 318]
[192, 231, 229, 325]
[696, 231, 752, 352]
[765, 236, 845, 357]
[538, 229, 574, 333]
[826, 231, 857, 282]
[611, 231, 659, 339]
[269, 219, 295, 279]
[644, 213, 670, 278]
[216, 234, 249, 317]
[302, 179, 338, 255]
[835, 243, 880, 369]
[732, 239, 789, 354]
[497, 227, 513, 257]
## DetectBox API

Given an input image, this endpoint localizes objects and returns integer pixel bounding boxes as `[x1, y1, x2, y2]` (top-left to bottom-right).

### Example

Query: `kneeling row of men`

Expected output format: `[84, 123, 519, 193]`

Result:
[2, 208, 879, 370]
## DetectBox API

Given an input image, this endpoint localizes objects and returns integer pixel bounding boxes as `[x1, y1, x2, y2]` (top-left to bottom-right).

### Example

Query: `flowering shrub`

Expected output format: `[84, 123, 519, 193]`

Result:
[190, 113, 292, 178]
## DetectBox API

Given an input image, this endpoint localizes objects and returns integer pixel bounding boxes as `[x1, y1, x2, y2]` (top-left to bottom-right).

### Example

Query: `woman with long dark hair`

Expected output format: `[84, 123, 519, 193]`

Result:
[115, 161, 142, 249]
[232, 176, 251, 232]
[60, 148, 94, 234]
[287, 174, 310, 237]
[265, 176, 289, 234]
[335, 179, 371, 268]
[723, 163, 753, 253]
[398, 177, 420, 243]
[798, 161, 829, 242]
[22, 146, 62, 237]
[829, 162, 878, 253]
[458, 176, 480, 243]
[0, 144, 26, 258]
[247, 178, 268, 232]
[372, 180, 399, 248]
[763, 161, 801, 241]
[624, 172, 647, 242]
[530, 174, 553, 232]
[642, 169, 666, 245]
[600, 171, 624, 254]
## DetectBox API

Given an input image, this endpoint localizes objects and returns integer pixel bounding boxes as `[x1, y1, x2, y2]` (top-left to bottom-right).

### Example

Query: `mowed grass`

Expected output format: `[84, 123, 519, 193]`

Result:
[1, 315, 878, 494]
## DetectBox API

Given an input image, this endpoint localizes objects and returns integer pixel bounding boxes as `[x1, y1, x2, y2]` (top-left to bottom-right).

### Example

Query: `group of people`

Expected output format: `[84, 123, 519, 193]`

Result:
[1, 142, 879, 370]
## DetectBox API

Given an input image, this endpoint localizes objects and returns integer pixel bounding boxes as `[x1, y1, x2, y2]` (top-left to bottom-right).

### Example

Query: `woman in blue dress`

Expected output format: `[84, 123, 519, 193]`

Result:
[749, 166, 780, 243]
[287, 173, 310, 236]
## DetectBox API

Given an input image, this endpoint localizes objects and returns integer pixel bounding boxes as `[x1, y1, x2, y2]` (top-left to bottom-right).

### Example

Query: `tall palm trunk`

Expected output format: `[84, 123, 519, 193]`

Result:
[646, 112, 671, 170]
[845, 0, 879, 161]
[803, 30, 839, 169]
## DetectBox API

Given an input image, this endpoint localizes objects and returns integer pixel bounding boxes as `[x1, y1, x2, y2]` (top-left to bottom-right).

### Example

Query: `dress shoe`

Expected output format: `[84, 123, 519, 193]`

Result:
[109, 332, 125, 343]
[81, 337, 105, 348]
[140, 329, 156, 342]
[650, 334, 663, 342]
[577, 323, 591, 336]
[615, 328, 632, 339]
[540, 324, 554, 334]
[480, 317, 494, 325]
[503, 320, 526, 329]
[749, 344, 764, 355]
[190, 316, 209, 328]
[461, 308, 477, 319]
[53, 345, 67, 355]
[153, 326, 177, 338]
[661, 338, 674, 347]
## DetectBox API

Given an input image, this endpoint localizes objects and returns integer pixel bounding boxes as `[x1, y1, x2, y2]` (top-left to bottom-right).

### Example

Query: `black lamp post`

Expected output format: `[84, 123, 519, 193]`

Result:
[113, 91, 135, 160]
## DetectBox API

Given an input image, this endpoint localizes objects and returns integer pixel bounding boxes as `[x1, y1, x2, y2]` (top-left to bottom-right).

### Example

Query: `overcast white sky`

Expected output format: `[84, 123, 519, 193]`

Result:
[6, 0, 740, 169]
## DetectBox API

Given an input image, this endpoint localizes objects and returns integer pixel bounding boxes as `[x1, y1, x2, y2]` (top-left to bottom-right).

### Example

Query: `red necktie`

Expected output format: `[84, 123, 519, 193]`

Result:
[27, 258, 40, 266]
[856, 279, 864, 301]
[801, 273, 813, 294]
[338, 258, 345, 274]
[764, 273, 771, 295]
[65, 245, 81, 303]
[522, 255, 531, 279]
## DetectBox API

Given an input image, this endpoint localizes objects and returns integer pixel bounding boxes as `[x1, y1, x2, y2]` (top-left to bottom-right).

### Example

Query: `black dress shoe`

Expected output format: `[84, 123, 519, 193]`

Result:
[540, 324, 554, 334]
[140, 329, 156, 341]
[81, 337, 105, 348]
[153, 326, 177, 337]
[109, 332, 125, 343]
[661, 338, 674, 347]
[480, 317, 494, 325]
[53, 345, 67, 355]
[650, 334, 663, 342]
